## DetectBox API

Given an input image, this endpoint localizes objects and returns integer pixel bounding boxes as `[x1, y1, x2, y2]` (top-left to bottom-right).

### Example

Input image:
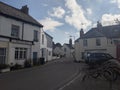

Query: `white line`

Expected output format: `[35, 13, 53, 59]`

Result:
[58, 73, 82, 90]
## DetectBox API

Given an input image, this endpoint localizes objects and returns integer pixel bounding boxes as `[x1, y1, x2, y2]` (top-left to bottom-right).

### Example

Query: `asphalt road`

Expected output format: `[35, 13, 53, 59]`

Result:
[0, 58, 83, 90]
[1, 58, 120, 90]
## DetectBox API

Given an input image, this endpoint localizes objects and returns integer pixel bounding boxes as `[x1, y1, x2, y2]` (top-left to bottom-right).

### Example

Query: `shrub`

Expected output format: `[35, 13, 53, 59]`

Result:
[24, 60, 32, 68]
[10, 63, 23, 70]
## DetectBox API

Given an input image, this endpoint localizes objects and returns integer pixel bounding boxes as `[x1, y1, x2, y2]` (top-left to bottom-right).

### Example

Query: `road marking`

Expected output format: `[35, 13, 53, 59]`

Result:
[58, 73, 83, 90]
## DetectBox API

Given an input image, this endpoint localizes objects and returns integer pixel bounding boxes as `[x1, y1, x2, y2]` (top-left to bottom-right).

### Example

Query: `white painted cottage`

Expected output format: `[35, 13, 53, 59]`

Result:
[40, 30, 53, 62]
[62, 39, 74, 58]
[75, 22, 120, 62]
[0, 2, 43, 66]
[53, 43, 64, 58]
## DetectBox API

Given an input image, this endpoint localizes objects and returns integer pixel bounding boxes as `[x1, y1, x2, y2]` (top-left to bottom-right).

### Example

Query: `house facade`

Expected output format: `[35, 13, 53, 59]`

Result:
[75, 22, 120, 62]
[53, 43, 64, 58]
[0, 2, 43, 65]
[40, 30, 53, 62]
[62, 39, 74, 58]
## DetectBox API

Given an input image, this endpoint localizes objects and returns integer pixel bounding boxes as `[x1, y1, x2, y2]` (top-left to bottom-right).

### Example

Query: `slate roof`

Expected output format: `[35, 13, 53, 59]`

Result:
[44, 32, 53, 39]
[0, 1, 43, 27]
[75, 24, 120, 42]
[81, 25, 120, 39]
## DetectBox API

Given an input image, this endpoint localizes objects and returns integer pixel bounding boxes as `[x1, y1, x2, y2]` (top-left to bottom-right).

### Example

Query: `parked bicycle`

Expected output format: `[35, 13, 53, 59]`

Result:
[82, 52, 120, 82]
[82, 60, 119, 82]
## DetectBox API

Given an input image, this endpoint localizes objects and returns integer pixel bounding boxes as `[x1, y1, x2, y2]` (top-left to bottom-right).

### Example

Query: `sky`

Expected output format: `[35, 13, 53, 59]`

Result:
[1, 0, 120, 44]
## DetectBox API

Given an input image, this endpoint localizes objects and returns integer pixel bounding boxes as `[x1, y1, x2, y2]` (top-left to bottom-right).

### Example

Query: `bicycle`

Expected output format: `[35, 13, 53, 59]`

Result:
[82, 62, 118, 82]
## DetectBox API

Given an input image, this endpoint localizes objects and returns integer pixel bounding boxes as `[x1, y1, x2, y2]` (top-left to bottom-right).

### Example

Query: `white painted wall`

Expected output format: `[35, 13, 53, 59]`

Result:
[0, 15, 42, 65]
[8, 43, 31, 65]
[62, 44, 73, 58]
[75, 37, 118, 62]
[39, 30, 47, 61]
[47, 48, 52, 61]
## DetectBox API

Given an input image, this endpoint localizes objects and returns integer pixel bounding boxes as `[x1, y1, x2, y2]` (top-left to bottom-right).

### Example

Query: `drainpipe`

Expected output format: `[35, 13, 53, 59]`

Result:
[30, 44, 33, 65]
[22, 23, 24, 40]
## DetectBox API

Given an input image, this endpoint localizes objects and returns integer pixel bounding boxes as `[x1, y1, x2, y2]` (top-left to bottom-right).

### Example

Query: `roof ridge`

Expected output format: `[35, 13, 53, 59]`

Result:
[0, 1, 43, 27]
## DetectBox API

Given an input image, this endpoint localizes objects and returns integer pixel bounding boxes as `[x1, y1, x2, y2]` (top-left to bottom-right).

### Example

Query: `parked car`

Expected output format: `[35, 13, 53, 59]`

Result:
[84, 52, 114, 64]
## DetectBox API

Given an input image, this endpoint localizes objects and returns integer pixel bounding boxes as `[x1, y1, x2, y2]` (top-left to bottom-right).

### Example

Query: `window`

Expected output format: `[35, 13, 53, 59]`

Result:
[0, 48, 6, 64]
[64, 48, 66, 52]
[83, 39, 88, 46]
[15, 48, 27, 60]
[49, 51, 51, 56]
[34, 30, 38, 41]
[11, 25, 20, 38]
[42, 34, 44, 44]
[96, 38, 101, 46]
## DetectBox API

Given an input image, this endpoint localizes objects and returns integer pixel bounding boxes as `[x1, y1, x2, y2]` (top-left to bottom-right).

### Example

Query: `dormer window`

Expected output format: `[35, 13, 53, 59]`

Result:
[11, 25, 20, 38]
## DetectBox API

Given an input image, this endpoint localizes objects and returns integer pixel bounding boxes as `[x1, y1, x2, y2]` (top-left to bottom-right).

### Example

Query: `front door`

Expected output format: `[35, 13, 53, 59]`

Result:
[33, 52, 37, 65]
[0, 48, 6, 64]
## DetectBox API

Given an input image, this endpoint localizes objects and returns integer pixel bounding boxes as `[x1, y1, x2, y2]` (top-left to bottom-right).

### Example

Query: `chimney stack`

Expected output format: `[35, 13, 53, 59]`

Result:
[97, 21, 102, 30]
[80, 28, 84, 38]
[69, 38, 72, 47]
[21, 5, 29, 14]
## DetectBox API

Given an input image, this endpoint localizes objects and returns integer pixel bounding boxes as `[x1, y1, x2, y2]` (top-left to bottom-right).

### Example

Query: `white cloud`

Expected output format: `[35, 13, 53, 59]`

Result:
[65, 32, 70, 35]
[110, 0, 120, 8]
[101, 14, 120, 26]
[110, 0, 117, 3]
[65, 0, 92, 30]
[49, 7, 65, 18]
[39, 17, 63, 31]
[86, 8, 92, 15]
[43, 4, 48, 7]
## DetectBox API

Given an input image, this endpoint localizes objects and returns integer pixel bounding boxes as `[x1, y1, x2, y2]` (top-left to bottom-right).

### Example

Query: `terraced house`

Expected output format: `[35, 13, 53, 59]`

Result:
[75, 22, 120, 62]
[40, 30, 53, 62]
[0, 2, 43, 66]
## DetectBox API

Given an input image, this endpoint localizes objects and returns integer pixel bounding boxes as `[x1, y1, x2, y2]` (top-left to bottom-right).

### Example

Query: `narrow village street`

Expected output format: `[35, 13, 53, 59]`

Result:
[0, 57, 83, 90]
[0, 57, 120, 90]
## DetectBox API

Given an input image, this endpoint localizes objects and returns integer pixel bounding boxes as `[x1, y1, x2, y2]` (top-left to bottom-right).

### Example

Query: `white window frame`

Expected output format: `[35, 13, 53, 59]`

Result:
[34, 30, 38, 42]
[96, 38, 101, 46]
[83, 39, 88, 46]
[42, 34, 44, 44]
[0, 48, 6, 64]
[15, 48, 27, 60]
[11, 25, 20, 38]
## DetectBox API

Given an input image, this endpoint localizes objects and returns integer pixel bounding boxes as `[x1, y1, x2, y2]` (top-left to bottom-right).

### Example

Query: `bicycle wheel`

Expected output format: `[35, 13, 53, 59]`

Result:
[103, 69, 117, 81]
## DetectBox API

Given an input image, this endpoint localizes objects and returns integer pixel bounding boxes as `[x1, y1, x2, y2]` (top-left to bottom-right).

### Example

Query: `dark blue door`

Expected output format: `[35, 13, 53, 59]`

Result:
[33, 52, 37, 65]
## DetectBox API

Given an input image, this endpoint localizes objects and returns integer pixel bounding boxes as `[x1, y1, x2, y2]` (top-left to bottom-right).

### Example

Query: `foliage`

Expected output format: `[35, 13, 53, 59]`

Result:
[24, 60, 32, 68]
[10, 63, 23, 70]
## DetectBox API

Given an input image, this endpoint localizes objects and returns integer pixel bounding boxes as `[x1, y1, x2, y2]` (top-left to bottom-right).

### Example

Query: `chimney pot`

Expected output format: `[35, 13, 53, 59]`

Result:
[21, 5, 29, 14]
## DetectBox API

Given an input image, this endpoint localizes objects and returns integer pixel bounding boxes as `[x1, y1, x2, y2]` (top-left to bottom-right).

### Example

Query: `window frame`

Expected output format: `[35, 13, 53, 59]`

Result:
[42, 34, 44, 44]
[15, 48, 27, 60]
[11, 25, 20, 38]
[0, 48, 6, 64]
[34, 30, 39, 42]
[96, 38, 101, 46]
[83, 39, 88, 47]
